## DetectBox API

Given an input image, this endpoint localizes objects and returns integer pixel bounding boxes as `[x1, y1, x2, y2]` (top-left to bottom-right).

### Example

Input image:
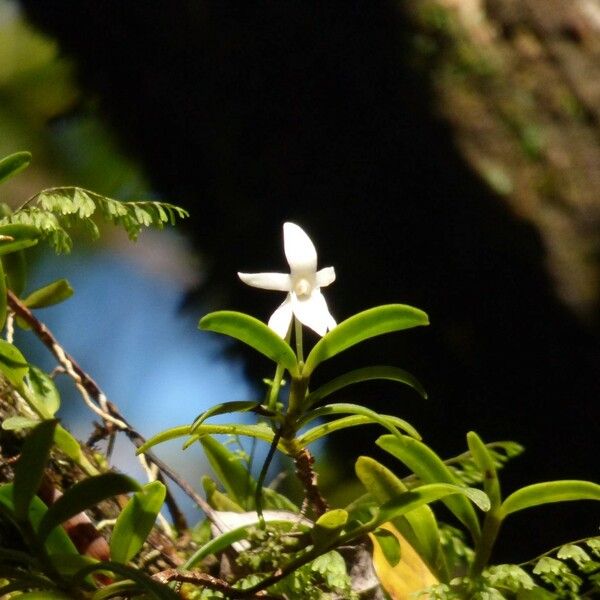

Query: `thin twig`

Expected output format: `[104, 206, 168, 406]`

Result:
[152, 569, 283, 599]
[7, 290, 192, 531]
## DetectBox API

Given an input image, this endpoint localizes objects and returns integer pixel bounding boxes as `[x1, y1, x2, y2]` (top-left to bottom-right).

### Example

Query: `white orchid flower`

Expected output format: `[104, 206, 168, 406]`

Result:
[238, 222, 337, 338]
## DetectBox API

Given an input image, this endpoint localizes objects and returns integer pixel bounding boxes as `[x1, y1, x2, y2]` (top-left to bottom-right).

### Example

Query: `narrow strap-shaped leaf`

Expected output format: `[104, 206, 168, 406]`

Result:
[0, 224, 40, 256]
[2, 249, 27, 296]
[304, 304, 429, 375]
[203, 476, 245, 512]
[37, 473, 141, 543]
[0, 151, 31, 184]
[466, 431, 501, 510]
[0, 585, 69, 600]
[0, 339, 29, 387]
[298, 415, 418, 447]
[110, 481, 167, 563]
[312, 509, 348, 548]
[377, 434, 482, 541]
[500, 480, 600, 518]
[372, 528, 401, 567]
[376, 484, 489, 528]
[199, 311, 299, 376]
[72, 561, 179, 600]
[137, 423, 278, 455]
[200, 436, 257, 509]
[191, 400, 268, 430]
[305, 365, 427, 409]
[27, 366, 61, 417]
[13, 420, 57, 522]
[0, 485, 78, 556]
[355, 456, 444, 578]
[299, 403, 420, 440]
[0, 259, 6, 331]
[22, 279, 73, 309]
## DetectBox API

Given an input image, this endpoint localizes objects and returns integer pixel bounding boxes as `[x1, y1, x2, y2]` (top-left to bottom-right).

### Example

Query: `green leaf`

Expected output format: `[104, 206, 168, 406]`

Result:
[0, 151, 31, 185]
[373, 528, 401, 567]
[13, 420, 57, 522]
[183, 518, 309, 570]
[199, 311, 299, 377]
[377, 434, 482, 540]
[500, 480, 600, 517]
[466, 431, 501, 510]
[49, 553, 99, 577]
[297, 415, 418, 448]
[202, 476, 245, 512]
[200, 436, 257, 509]
[37, 473, 141, 543]
[1, 188, 188, 255]
[312, 509, 348, 547]
[306, 365, 427, 409]
[0, 259, 6, 332]
[355, 456, 442, 576]
[1, 416, 39, 430]
[299, 403, 420, 440]
[27, 366, 61, 416]
[304, 304, 429, 375]
[192, 400, 267, 430]
[72, 561, 179, 600]
[23, 279, 73, 309]
[110, 481, 167, 564]
[52, 426, 98, 477]
[2, 590, 71, 599]
[137, 423, 278, 455]
[0, 484, 78, 557]
[2, 250, 27, 296]
[0, 224, 40, 256]
[53, 425, 82, 463]
[367, 483, 489, 532]
[0, 339, 29, 387]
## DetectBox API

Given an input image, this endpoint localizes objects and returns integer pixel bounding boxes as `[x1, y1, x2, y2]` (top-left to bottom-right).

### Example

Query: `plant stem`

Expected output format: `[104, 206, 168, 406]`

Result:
[294, 317, 303, 364]
[470, 511, 503, 578]
[254, 427, 282, 527]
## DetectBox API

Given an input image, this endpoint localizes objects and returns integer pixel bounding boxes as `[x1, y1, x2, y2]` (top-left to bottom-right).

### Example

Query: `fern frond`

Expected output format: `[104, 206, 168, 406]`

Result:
[445, 441, 524, 486]
[0, 187, 189, 253]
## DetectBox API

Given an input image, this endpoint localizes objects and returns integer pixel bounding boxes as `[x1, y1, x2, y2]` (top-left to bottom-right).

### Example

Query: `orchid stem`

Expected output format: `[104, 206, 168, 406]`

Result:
[266, 325, 292, 412]
[294, 317, 303, 364]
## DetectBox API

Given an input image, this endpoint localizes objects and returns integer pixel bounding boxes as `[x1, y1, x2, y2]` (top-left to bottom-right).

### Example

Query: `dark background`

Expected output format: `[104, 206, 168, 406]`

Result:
[21, 0, 599, 561]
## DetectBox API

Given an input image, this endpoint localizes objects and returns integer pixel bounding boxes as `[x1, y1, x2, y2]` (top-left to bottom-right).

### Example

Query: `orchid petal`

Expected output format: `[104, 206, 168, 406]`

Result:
[291, 289, 335, 337]
[268, 296, 294, 338]
[316, 266, 335, 288]
[238, 272, 291, 291]
[283, 222, 317, 274]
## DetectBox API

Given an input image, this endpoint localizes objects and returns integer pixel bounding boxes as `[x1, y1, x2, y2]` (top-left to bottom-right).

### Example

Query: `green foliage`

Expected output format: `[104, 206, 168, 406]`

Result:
[0, 338, 29, 387]
[37, 473, 141, 543]
[0, 161, 597, 599]
[377, 434, 483, 541]
[355, 455, 444, 577]
[22, 278, 74, 309]
[0, 151, 32, 185]
[500, 480, 600, 517]
[303, 304, 429, 375]
[110, 481, 167, 563]
[444, 441, 524, 487]
[199, 311, 300, 377]
[305, 364, 427, 408]
[13, 420, 57, 522]
[0, 186, 188, 253]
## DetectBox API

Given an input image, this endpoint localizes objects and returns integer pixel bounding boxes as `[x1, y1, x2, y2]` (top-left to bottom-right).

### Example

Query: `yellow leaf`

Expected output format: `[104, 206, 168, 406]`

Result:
[370, 523, 438, 599]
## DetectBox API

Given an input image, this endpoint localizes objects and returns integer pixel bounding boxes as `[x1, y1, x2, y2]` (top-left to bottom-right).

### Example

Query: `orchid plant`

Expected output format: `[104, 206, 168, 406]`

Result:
[0, 151, 598, 599]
